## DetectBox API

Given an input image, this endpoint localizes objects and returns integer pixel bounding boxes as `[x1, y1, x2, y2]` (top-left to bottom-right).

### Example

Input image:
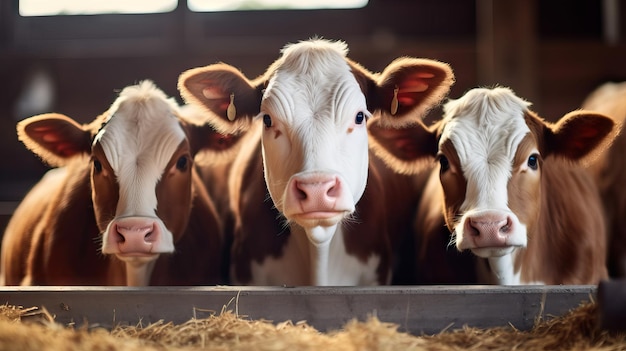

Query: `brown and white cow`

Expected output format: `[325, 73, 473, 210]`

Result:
[369, 86, 614, 285]
[582, 81, 626, 278]
[0, 80, 236, 286]
[178, 38, 455, 285]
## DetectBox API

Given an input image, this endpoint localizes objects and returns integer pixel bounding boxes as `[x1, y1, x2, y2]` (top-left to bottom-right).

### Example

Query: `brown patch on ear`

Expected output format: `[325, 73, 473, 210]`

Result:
[17, 113, 91, 167]
[367, 117, 439, 175]
[178, 63, 264, 134]
[545, 110, 616, 163]
[369, 57, 455, 127]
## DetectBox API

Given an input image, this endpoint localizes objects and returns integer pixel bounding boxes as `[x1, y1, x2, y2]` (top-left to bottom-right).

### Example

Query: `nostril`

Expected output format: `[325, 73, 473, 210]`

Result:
[467, 219, 480, 237]
[294, 181, 308, 200]
[499, 217, 513, 234]
[115, 232, 126, 243]
[144, 230, 155, 242]
[500, 223, 510, 233]
[326, 178, 340, 198]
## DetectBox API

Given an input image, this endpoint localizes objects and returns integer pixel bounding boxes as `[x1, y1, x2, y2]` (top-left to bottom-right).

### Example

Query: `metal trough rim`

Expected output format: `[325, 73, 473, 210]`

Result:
[0, 285, 596, 335]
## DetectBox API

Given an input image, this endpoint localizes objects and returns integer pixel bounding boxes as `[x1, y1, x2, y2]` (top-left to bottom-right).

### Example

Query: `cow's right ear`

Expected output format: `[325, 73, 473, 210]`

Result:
[367, 117, 440, 175]
[17, 113, 92, 167]
[178, 63, 264, 134]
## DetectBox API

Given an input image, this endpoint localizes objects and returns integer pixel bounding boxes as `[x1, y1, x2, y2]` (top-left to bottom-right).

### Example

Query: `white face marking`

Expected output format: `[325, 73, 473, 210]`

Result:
[97, 82, 185, 264]
[439, 87, 532, 253]
[259, 41, 371, 230]
[94, 82, 185, 219]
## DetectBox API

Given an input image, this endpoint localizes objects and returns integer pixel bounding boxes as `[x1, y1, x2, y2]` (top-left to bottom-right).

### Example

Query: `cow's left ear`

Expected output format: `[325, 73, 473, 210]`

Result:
[545, 110, 616, 163]
[352, 57, 455, 127]
[178, 63, 264, 134]
[367, 117, 440, 175]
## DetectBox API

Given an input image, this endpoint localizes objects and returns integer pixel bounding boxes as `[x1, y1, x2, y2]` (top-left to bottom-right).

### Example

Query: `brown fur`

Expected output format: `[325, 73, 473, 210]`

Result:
[179, 39, 456, 285]
[225, 123, 413, 285]
[1, 91, 236, 285]
[368, 97, 614, 284]
[582, 82, 626, 278]
[517, 158, 608, 283]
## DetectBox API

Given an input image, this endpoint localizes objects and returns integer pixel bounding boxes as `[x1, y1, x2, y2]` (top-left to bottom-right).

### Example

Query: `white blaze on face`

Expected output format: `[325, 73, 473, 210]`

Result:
[96, 81, 186, 254]
[439, 87, 533, 254]
[259, 40, 371, 231]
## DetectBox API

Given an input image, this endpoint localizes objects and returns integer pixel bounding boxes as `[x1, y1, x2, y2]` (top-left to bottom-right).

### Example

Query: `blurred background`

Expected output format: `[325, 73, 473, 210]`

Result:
[0, 0, 625, 232]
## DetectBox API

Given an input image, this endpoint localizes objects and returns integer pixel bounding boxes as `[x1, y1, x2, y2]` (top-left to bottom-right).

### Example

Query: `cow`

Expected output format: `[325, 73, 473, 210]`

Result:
[368, 86, 615, 285]
[178, 38, 455, 285]
[0, 80, 237, 286]
[582, 81, 626, 278]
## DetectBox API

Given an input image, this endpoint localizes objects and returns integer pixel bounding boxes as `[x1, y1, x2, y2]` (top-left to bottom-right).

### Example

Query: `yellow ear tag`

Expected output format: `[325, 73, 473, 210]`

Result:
[227, 93, 236, 121]
[391, 86, 399, 115]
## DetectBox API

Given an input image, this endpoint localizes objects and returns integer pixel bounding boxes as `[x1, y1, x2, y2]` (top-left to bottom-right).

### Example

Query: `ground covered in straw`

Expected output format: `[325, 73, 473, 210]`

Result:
[0, 302, 624, 350]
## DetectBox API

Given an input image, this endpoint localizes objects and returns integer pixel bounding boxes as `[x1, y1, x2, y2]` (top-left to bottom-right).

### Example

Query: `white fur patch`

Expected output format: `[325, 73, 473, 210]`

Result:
[260, 40, 371, 222]
[94, 81, 185, 218]
[247, 225, 381, 286]
[440, 87, 531, 213]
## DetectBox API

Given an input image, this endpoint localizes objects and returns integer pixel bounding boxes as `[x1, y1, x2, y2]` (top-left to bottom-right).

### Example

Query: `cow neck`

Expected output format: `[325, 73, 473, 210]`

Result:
[288, 223, 339, 286]
[486, 253, 521, 285]
[307, 225, 337, 286]
[125, 259, 157, 286]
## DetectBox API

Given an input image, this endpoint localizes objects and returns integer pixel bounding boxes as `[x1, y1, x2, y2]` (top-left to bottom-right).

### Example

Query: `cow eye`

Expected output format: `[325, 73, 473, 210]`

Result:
[93, 159, 102, 174]
[355, 111, 365, 124]
[527, 154, 539, 170]
[263, 114, 272, 128]
[438, 155, 449, 172]
[176, 155, 189, 171]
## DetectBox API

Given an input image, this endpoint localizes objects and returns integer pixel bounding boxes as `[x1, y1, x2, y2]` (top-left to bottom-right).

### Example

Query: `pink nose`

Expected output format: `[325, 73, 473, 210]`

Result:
[463, 211, 515, 248]
[287, 174, 342, 214]
[106, 217, 162, 255]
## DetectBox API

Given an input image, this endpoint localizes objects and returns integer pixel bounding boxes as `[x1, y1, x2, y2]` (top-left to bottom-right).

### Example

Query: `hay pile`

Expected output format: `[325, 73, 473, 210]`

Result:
[0, 302, 624, 351]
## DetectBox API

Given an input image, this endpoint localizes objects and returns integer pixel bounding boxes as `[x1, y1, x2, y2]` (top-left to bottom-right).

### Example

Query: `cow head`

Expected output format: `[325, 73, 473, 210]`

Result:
[178, 38, 454, 245]
[369, 86, 615, 262]
[17, 80, 239, 286]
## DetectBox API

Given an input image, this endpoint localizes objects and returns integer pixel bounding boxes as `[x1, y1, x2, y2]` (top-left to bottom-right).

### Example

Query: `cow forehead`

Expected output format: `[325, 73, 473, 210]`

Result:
[94, 83, 186, 176]
[262, 41, 368, 126]
[440, 88, 533, 171]
[439, 88, 534, 210]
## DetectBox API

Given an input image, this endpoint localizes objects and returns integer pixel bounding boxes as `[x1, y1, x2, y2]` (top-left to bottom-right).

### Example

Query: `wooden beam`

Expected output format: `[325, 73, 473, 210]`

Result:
[476, 0, 538, 103]
[0, 285, 595, 335]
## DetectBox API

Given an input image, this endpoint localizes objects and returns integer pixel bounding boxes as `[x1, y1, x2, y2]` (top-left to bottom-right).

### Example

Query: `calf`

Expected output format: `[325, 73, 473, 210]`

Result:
[582, 81, 626, 278]
[0, 80, 235, 286]
[369, 86, 614, 284]
[178, 38, 455, 285]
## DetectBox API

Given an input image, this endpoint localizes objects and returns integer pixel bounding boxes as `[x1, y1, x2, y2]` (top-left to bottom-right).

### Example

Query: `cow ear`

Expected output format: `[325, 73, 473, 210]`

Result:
[367, 116, 440, 175]
[546, 111, 617, 163]
[366, 57, 455, 128]
[17, 113, 92, 167]
[178, 63, 263, 134]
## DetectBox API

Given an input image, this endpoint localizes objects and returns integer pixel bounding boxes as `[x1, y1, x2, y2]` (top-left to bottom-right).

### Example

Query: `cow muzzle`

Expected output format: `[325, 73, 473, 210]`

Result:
[101, 216, 175, 259]
[456, 209, 527, 257]
[282, 171, 355, 227]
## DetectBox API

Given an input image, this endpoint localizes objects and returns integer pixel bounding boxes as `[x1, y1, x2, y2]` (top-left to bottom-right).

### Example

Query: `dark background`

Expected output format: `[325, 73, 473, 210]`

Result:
[1, 0, 625, 233]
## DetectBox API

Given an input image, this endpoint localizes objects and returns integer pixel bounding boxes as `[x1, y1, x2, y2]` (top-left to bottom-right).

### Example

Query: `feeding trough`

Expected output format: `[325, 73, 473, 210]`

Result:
[0, 285, 600, 334]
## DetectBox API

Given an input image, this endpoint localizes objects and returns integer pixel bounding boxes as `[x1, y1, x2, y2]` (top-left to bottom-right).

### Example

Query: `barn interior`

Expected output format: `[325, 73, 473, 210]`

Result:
[0, 0, 625, 239]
